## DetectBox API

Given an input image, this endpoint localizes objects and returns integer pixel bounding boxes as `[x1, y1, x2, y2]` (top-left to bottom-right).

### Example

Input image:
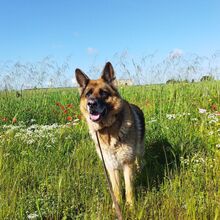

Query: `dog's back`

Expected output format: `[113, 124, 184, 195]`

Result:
[130, 103, 145, 143]
[129, 103, 145, 155]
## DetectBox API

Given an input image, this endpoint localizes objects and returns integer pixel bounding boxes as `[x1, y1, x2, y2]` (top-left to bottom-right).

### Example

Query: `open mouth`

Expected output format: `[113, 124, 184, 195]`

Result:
[89, 108, 107, 122]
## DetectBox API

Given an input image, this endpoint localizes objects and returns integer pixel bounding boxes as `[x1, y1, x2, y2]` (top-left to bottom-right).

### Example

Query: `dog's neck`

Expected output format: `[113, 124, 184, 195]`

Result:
[99, 111, 123, 134]
[92, 112, 123, 147]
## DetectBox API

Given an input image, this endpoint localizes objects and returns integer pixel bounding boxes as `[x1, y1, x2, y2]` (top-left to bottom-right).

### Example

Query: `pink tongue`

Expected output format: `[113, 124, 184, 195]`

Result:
[90, 114, 100, 121]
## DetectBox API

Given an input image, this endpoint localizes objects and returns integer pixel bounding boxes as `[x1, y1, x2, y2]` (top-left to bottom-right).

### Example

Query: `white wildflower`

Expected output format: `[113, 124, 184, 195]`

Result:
[199, 108, 207, 114]
[148, 119, 157, 123]
[207, 113, 218, 123]
[208, 113, 216, 119]
[27, 213, 38, 219]
[166, 114, 176, 120]
[26, 139, 35, 145]
[208, 131, 214, 135]
[191, 118, 198, 121]
[14, 133, 23, 138]
[27, 125, 38, 131]
[209, 118, 218, 124]
[182, 113, 191, 116]
[30, 119, 36, 123]
[216, 144, 220, 149]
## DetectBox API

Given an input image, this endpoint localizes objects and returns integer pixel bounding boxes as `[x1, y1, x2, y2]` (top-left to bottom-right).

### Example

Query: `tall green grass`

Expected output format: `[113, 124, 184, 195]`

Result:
[0, 88, 80, 125]
[0, 81, 220, 219]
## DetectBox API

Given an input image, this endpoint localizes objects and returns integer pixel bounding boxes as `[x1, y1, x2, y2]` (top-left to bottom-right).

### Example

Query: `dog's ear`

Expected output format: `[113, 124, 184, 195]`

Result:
[101, 62, 116, 84]
[75, 68, 90, 89]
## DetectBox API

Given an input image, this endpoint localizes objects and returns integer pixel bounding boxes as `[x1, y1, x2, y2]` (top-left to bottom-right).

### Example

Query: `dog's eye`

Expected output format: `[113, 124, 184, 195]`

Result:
[86, 89, 93, 97]
[100, 90, 109, 99]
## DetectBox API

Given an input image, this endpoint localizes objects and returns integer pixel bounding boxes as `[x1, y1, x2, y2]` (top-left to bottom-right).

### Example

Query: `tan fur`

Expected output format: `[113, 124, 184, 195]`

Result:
[75, 62, 145, 206]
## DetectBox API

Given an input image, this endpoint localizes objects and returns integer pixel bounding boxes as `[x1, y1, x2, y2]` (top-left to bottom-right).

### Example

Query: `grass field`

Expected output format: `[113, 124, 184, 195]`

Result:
[0, 81, 220, 219]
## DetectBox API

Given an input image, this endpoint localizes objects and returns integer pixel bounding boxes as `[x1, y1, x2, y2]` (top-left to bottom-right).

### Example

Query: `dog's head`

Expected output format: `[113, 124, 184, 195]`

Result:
[75, 62, 123, 129]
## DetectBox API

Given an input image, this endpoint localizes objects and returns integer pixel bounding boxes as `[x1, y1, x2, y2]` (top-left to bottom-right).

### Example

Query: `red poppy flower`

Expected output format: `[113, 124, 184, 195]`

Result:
[77, 114, 82, 120]
[211, 104, 217, 111]
[66, 104, 73, 109]
[67, 116, 73, 121]
[63, 109, 68, 114]
[2, 117, 8, 122]
[60, 105, 65, 111]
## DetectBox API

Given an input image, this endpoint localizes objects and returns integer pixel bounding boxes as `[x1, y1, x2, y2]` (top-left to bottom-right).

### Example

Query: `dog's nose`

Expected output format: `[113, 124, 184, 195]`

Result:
[88, 99, 98, 108]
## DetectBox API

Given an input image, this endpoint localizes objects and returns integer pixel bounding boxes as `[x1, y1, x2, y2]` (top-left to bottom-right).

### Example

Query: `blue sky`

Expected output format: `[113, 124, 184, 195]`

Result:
[0, 0, 220, 80]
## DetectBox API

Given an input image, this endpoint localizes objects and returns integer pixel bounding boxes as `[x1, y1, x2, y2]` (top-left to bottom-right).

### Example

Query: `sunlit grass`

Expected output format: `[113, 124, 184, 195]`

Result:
[0, 81, 220, 219]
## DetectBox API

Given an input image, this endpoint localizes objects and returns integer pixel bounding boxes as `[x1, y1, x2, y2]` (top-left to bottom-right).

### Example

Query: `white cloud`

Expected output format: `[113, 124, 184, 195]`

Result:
[87, 47, 98, 55]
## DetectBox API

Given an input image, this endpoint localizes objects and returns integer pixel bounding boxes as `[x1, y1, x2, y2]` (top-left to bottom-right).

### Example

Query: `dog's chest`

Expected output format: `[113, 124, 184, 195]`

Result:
[90, 131, 134, 169]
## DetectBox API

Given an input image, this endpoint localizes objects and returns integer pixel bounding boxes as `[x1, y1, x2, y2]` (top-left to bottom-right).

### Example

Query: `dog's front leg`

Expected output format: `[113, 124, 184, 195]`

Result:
[108, 168, 121, 206]
[123, 163, 134, 206]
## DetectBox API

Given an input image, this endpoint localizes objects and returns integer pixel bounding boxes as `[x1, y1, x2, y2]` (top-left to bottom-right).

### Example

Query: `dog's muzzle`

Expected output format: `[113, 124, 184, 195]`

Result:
[87, 99, 107, 122]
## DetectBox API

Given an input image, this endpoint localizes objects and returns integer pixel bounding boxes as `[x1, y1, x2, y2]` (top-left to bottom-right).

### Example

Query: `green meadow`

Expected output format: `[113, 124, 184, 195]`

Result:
[0, 81, 220, 219]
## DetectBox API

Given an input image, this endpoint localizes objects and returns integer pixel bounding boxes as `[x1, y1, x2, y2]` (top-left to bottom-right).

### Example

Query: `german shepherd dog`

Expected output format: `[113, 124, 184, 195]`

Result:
[75, 62, 145, 206]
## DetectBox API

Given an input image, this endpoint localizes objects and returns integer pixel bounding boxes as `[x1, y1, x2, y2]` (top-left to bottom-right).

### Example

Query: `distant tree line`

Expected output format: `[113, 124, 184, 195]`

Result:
[166, 75, 216, 84]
